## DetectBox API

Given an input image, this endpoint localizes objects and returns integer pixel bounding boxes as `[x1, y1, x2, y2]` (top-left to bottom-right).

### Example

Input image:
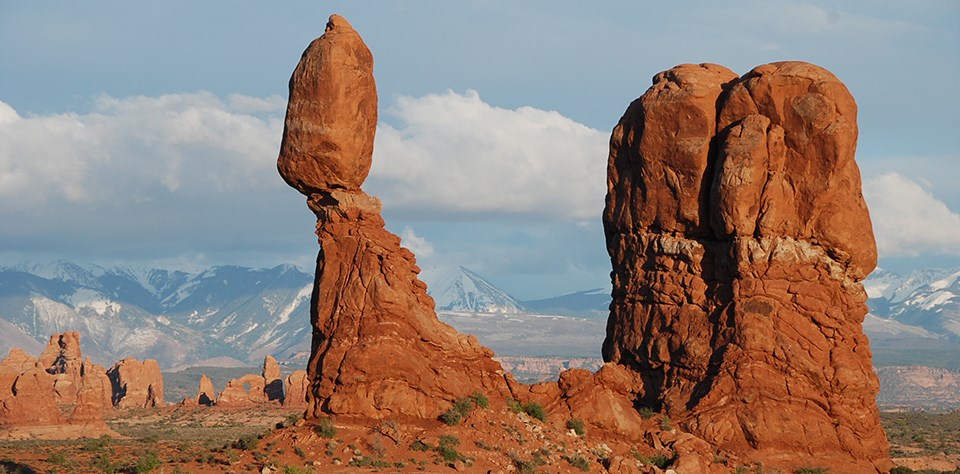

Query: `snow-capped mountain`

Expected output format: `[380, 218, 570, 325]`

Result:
[421, 266, 526, 313]
[0, 261, 313, 368]
[865, 267, 960, 340]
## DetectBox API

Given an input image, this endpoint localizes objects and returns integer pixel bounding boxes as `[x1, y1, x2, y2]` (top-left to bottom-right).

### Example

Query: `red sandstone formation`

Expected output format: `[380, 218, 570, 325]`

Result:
[0, 333, 113, 434]
[603, 61, 891, 472]
[196, 374, 216, 406]
[277, 15, 513, 420]
[282, 370, 309, 408]
[107, 358, 164, 408]
[215, 374, 267, 407]
[263, 355, 284, 402]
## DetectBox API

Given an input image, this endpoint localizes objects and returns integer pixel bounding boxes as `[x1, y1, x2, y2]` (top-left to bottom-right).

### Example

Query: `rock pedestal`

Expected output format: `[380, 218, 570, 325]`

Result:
[107, 358, 164, 408]
[278, 15, 513, 420]
[603, 62, 891, 472]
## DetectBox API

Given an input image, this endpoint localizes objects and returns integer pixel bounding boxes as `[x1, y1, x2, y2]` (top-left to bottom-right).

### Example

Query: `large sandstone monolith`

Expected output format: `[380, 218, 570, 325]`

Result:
[278, 15, 513, 420]
[604, 62, 891, 472]
[107, 358, 164, 408]
[215, 374, 267, 407]
[196, 374, 216, 406]
[263, 355, 284, 402]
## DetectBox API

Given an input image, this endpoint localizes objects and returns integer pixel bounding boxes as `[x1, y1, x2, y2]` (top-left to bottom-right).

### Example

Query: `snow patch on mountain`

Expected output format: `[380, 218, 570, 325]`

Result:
[421, 266, 525, 313]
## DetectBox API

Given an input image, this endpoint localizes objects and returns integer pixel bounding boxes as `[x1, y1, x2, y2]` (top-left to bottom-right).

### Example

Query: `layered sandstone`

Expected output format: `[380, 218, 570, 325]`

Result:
[278, 15, 513, 420]
[0, 333, 113, 433]
[604, 62, 890, 472]
[282, 370, 309, 408]
[107, 358, 164, 408]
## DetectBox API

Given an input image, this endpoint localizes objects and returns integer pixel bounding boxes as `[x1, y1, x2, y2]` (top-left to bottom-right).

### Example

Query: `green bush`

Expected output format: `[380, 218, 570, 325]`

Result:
[133, 451, 162, 473]
[471, 391, 489, 409]
[564, 455, 591, 472]
[637, 407, 656, 419]
[522, 402, 547, 422]
[440, 407, 464, 426]
[507, 399, 524, 413]
[316, 417, 337, 439]
[632, 449, 674, 469]
[232, 433, 260, 451]
[794, 468, 829, 474]
[566, 418, 585, 436]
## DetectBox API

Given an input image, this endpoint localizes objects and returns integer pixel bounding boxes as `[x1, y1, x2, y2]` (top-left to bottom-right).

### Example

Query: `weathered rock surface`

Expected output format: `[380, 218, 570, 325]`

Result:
[277, 14, 378, 195]
[278, 15, 514, 420]
[215, 374, 267, 407]
[604, 61, 890, 472]
[196, 374, 216, 406]
[0, 333, 113, 434]
[107, 358, 163, 408]
[263, 355, 284, 402]
[282, 370, 309, 408]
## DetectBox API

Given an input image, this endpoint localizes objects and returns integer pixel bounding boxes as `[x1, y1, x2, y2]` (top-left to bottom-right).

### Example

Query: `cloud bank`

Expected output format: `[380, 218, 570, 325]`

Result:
[864, 172, 960, 257]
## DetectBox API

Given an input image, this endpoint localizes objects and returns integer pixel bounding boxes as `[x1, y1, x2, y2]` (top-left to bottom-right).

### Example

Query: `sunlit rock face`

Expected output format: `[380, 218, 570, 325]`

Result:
[603, 61, 891, 473]
[277, 15, 514, 420]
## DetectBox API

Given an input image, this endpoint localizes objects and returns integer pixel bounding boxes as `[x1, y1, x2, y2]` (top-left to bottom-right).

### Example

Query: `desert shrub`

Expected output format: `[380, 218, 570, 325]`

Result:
[522, 401, 547, 422]
[315, 417, 337, 439]
[282, 466, 312, 474]
[293, 446, 306, 458]
[440, 408, 463, 426]
[436, 435, 463, 462]
[507, 398, 524, 413]
[794, 468, 829, 474]
[564, 454, 591, 472]
[133, 451, 162, 473]
[567, 418, 586, 436]
[47, 451, 71, 466]
[471, 391, 489, 409]
[348, 456, 390, 468]
[637, 407, 655, 419]
[82, 435, 112, 452]
[91, 452, 119, 474]
[410, 440, 432, 452]
[232, 433, 260, 451]
[659, 416, 672, 431]
[632, 449, 674, 469]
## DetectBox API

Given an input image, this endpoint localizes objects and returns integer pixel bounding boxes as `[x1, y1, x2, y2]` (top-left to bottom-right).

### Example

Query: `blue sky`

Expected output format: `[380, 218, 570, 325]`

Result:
[1, 1, 958, 299]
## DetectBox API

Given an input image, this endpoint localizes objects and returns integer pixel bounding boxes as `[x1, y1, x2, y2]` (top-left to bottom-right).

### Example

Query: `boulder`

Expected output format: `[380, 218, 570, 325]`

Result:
[603, 61, 891, 472]
[277, 14, 378, 195]
[107, 358, 163, 408]
[277, 15, 514, 420]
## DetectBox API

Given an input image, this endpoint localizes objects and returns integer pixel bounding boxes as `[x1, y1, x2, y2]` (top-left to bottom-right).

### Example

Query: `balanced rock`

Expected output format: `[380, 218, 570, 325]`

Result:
[196, 374, 216, 406]
[107, 358, 163, 408]
[282, 370, 309, 408]
[278, 15, 513, 420]
[263, 355, 284, 402]
[277, 14, 378, 195]
[604, 61, 890, 472]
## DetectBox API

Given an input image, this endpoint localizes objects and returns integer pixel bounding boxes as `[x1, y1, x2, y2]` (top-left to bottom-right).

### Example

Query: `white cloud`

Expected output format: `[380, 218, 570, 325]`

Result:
[399, 227, 434, 258]
[370, 90, 608, 221]
[864, 172, 960, 257]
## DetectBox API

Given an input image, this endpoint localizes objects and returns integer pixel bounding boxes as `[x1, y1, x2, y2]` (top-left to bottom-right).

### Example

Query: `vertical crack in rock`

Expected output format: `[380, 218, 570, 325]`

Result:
[603, 61, 891, 472]
[278, 15, 514, 420]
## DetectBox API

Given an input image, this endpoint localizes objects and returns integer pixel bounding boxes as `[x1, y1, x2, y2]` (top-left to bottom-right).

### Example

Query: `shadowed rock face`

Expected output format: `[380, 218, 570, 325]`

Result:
[278, 15, 514, 420]
[107, 358, 163, 408]
[604, 62, 890, 472]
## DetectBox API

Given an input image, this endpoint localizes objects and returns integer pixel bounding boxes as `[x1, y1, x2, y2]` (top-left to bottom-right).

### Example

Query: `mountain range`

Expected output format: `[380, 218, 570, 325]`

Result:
[3, 260, 960, 372]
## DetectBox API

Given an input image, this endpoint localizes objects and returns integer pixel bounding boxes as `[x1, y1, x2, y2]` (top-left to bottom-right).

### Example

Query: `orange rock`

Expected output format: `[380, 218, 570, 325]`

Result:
[215, 373, 267, 407]
[1, 367, 62, 426]
[107, 358, 163, 408]
[263, 355, 283, 402]
[196, 374, 216, 406]
[277, 14, 378, 195]
[603, 61, 891, 472]
[37, 332, 83, 381]
[278, 15, 514, 420]
[282, 370, 309, 408]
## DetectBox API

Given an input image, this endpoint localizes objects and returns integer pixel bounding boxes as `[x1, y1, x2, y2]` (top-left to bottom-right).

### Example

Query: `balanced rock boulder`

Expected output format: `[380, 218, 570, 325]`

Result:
[107, 358, 163, 408]
[278, 15, 513, 420]
[604, 61, 890, 472]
